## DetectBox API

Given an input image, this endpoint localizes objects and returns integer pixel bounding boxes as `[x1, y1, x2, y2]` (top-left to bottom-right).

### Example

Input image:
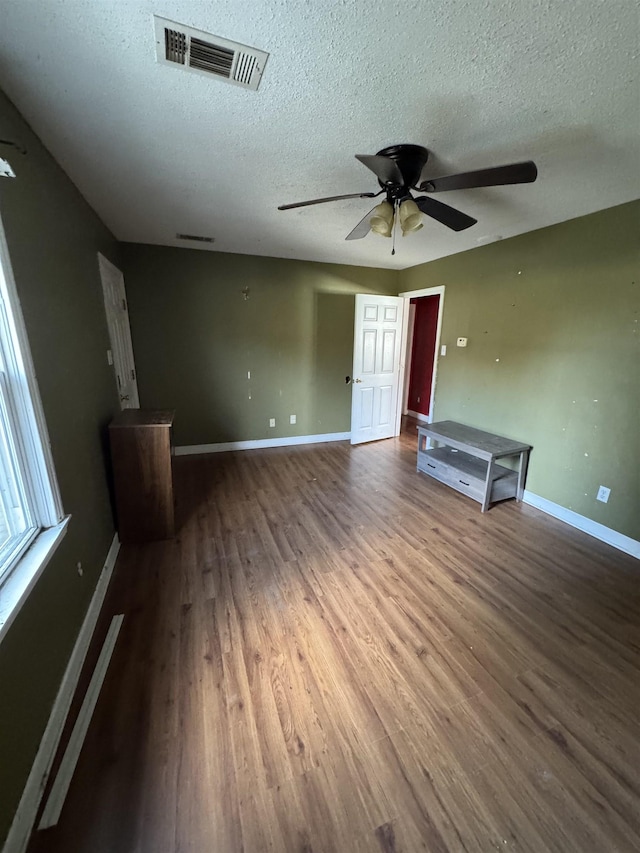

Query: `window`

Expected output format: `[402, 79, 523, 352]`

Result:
[0, 212, 67, 639]
[0, 367, 37, 572]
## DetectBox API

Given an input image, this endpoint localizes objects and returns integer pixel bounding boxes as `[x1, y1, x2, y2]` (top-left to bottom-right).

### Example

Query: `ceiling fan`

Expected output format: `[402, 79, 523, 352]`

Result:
[278, 144, 538, 243]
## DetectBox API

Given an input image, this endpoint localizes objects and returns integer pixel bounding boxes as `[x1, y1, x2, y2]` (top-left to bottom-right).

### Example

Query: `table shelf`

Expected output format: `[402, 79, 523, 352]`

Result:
[417, 421, 531, 512]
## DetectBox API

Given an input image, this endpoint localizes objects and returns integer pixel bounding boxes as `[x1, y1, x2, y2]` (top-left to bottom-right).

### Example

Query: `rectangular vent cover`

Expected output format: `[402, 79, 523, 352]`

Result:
[176, 233, 215, 243]
[154, 17, 268, 91]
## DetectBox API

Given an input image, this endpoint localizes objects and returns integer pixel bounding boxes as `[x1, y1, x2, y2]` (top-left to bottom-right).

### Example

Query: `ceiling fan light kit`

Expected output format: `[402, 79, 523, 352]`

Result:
[278, 144, 538, 250]
[369, 201, 394, 237]
[398, 199, 423, 235]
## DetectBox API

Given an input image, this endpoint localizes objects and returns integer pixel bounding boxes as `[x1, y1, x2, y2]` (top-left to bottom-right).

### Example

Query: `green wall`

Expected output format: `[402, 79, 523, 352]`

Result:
[0, 92, 119, 843]
[0, 82, 637, 848]
[400, 201, 640, 541]
[121, 245, 398, 446]
[123, 204, 639, 542]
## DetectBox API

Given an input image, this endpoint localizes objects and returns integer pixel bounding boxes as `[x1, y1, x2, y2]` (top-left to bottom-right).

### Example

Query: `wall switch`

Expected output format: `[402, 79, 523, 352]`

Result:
[440, 345, 447, 356]
[596, 485, 610, 503]
[269, 418, 276, 428]
[456, 337, 468, 347]
[289, 414, 296, 425]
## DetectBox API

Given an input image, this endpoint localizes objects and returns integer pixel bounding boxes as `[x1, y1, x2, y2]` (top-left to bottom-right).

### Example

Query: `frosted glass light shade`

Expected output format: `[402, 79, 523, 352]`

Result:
[399, 199, 423, 235]
[369, 201, 394, 237]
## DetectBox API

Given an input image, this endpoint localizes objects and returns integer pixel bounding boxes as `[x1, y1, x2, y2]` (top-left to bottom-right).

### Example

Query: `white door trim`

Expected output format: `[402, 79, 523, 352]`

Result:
[398, 285, 445, 425]
[402, 302, 416, 416]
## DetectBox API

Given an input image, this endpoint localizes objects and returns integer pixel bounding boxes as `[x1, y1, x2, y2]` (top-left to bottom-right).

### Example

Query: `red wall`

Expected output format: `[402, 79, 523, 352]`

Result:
[407, 295, 439, 416]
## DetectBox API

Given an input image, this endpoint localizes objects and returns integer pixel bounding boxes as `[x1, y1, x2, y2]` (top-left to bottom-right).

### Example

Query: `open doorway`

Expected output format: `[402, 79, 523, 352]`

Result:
[400, 285, 445, 425]
[405, 294, 440, 421]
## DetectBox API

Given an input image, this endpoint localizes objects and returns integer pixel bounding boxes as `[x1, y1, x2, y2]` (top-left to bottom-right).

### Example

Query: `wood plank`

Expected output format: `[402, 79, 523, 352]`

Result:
[29, 418, 640, 853]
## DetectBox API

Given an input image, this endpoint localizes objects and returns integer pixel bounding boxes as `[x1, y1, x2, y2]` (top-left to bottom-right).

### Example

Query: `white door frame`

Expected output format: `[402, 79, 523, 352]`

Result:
[397, 285, 446, 425]
[401, 302, 416, 417]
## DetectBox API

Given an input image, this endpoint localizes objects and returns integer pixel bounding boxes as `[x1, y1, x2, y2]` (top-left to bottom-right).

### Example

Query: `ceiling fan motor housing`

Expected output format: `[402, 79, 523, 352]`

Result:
[376, 144, 429, 196]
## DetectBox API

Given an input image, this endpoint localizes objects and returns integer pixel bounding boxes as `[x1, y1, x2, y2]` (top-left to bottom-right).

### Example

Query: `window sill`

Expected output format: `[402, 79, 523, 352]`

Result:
[0, 516, 70, 644]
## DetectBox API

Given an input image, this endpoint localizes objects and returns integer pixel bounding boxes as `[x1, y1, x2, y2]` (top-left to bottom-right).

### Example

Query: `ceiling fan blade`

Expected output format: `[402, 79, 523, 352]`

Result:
[415, 196, 477, 231]
[345, 206, 378, 241]
[278, 192, 377, 211]
[355, 154, 404, 186]
[420, 161, 538, 193]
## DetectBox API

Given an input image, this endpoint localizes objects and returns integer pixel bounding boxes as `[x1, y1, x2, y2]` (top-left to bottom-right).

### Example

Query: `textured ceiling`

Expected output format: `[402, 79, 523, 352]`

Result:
[0, 0, 638, 269]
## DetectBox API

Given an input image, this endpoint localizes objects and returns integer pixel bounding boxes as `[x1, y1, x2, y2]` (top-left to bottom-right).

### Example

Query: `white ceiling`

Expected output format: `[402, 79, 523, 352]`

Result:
[0, 0, 638, 270]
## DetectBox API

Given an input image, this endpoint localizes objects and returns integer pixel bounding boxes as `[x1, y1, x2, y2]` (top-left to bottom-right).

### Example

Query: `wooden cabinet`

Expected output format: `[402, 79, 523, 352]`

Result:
[109, 410, 175, 542]
[417, 420, 531, 512]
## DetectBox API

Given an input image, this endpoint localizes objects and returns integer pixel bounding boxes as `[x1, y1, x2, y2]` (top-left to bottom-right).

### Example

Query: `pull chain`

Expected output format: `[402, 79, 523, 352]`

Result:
[391, 200, 398, 255]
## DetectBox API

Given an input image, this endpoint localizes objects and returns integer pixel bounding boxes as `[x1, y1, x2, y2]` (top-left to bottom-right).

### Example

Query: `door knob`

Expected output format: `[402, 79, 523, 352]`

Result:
[120, 394, 130, 401]
[353, 378, 362, 383]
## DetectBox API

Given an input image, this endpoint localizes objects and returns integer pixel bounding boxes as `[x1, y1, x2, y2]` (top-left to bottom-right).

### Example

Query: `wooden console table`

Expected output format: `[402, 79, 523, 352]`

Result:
[109, 410, 175, 542]
[417, 420, 531, 512]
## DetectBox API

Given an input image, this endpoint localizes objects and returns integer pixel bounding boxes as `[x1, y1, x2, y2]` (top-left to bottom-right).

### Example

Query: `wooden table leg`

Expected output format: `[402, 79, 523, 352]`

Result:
[516, 450, 529, 501]
[482, 459, 496, 512]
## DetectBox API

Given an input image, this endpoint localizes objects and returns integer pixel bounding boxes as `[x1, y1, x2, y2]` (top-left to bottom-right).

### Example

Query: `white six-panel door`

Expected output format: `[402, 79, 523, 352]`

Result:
[350, 294, 405, 445]
[98, 254, 140, 410]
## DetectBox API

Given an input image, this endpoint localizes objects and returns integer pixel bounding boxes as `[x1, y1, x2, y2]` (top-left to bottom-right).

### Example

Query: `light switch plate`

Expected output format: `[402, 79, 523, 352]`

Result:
[457, 337, 468, 347]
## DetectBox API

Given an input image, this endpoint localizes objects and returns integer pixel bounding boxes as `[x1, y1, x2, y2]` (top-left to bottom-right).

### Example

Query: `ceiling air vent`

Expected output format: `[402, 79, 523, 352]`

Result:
[154, 16, 268, 91]
[176, 233, 215, 243]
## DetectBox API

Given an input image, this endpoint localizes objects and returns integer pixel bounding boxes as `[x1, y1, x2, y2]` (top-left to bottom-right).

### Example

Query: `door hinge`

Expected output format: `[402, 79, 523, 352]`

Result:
[117, 374, 121, 388]
[131, 369, 135, 380]
[122, 299, 127, 311]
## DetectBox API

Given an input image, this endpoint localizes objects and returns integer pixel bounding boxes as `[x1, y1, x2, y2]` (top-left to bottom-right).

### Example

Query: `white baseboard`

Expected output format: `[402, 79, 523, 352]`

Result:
[523, 491, 640, 560]
[39, 614, 124, 829]
[175, 431, 351, 456]
[2, 533, 120, 853]
[406, 410, 431, 424]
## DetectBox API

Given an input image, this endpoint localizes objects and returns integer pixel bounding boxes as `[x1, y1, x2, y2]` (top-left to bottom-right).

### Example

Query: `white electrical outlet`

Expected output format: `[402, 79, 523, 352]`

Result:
[290, 414, 296, 424]
[269, 418, 276, 428]
[596, 485, 610, 503]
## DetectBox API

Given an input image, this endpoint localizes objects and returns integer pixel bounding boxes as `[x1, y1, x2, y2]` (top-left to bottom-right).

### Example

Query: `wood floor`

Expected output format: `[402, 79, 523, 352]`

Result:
[30, 424, 640, 852]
